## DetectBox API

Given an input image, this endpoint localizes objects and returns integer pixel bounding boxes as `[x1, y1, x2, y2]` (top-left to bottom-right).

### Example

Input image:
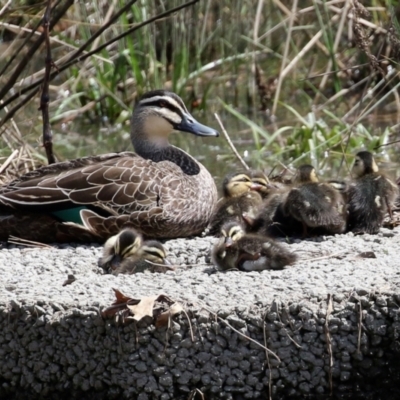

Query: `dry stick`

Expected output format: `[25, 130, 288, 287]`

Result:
[214, 113, 249, 171]
[72, 0, 137, 72]
[251, 0, 264, 106]
[271, 0, 298, 117]
[324, 294, 334, 396]
[0, 88, 39, 130]
[0, 0, 71, 103]
[7, 235, 53, 248]
[41, 0, 55, 165]
[0, 0, 199, 113]
[0, 1, 50, 78]
[0, 0, 11, 15]
[317, 0, 351, 94]
[0, 149, 19, 175]
[263, 317, 273, 400]
[357, 302, 362, 354]
[217, 315, 280, 362]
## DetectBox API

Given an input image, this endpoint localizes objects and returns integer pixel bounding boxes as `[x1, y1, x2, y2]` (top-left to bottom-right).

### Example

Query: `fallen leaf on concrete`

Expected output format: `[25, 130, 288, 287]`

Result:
[101, 290, 181, 326]
[127, 296, 157, 321]
[155, 302, 183, 327]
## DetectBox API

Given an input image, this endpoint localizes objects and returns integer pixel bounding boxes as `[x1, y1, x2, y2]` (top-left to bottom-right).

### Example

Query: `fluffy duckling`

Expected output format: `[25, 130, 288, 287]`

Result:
[249, 188, 303, 237]
[208, 172, 263, 235]
[282, 165, 346, 237]
[212, 221, 297, 271]
[250, 170, 274, 198]
[347, 151, 399, 234]
[99, 228, 170, 274]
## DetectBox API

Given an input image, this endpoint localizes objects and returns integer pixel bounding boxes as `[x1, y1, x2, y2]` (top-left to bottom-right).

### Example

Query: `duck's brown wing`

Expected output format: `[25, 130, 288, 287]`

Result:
[0, 152, 161, 214]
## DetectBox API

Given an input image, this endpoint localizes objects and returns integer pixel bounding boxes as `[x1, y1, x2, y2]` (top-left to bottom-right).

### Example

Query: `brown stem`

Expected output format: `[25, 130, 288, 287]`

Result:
[0, 0, 73, 103]
[40, 0, 55, 165]
[0, 0, 200, 113]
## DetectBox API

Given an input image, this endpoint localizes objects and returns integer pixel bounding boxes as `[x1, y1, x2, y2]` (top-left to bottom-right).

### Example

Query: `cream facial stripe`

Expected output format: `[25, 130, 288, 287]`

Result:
[139, 95, 188, 114]
[157, 108, 182, 124]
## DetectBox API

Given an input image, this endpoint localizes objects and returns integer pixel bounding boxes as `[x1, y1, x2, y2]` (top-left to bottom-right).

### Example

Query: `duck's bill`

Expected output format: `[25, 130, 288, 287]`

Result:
[175, 113, 219, 137]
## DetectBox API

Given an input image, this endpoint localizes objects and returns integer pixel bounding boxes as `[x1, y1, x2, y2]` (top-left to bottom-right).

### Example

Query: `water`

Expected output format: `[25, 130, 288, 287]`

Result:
[46, 105, 400, 192]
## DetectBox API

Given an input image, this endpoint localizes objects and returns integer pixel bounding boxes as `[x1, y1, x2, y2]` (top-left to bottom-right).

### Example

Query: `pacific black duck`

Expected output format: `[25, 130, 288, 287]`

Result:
[282, 164, 346, 237]
[212, 221, 297, 271]
[99, 228, 170, 274]
[208, 172, 263, 235]
[347, 151, 399, 234]
[0, 90, 219, 243]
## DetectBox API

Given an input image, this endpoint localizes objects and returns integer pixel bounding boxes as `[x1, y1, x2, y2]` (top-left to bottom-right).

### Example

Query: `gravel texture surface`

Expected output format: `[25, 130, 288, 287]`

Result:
[1, 228, 400, 399]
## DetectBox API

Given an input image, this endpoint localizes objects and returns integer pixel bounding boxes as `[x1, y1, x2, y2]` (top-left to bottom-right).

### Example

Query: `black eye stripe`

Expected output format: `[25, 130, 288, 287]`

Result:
[144, 100, 183, 117]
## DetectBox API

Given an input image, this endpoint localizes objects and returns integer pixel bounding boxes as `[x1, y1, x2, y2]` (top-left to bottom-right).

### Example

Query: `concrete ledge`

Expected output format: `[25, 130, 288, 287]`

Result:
[1, 230, 400, 399]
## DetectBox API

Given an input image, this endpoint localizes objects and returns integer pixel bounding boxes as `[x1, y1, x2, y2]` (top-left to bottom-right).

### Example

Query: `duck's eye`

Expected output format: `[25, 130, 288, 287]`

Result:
[159, 101, 167, 108]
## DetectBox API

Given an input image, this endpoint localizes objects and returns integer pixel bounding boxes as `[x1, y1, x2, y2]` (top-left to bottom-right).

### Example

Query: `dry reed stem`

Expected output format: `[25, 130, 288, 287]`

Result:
[214, 113, 250, 171]
[271, 0, 298, 116]
[317, 0, 351, 94]
[357, 301, 362, 354]
[0, 0, 11, 16]
[263, 316, 273, 400]
[0, 149, 19, 175]
[7, 236, 54, 248]
[324, 294, 334, 396]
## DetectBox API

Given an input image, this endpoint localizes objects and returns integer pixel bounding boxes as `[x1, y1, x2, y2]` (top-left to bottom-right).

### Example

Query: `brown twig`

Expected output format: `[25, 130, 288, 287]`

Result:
[0, 0, 199, 113]
[324, 294, 334, 396]
[357, 301, 363, 354]
[40, 0, 55, 165]
[0, 0, 72, 103]
[217, 315, 280, 362]
[0, 149, 19, 174]
[214, 112, 250, 171]
[263, 314, 273, 400]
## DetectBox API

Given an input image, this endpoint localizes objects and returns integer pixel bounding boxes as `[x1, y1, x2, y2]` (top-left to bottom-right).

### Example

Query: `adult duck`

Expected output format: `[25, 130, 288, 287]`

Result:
[0, 90, 219, 242]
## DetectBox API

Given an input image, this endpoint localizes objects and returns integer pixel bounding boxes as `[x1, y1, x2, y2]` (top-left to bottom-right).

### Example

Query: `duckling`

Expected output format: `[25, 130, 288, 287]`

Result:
[99, 228, 143, 272]
[250, 170, 272, 198]
[212, 221, 297, 271]
[282, 165, 346, 237]
[98, 228, 170, 274]
[113, 240, 170, 274]
[208, 172, 263, 235]
[347, 151, 399, 234]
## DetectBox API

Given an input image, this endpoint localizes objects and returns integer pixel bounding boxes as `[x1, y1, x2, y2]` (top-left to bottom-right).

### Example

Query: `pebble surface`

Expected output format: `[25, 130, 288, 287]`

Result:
[1, 228, 400, 399]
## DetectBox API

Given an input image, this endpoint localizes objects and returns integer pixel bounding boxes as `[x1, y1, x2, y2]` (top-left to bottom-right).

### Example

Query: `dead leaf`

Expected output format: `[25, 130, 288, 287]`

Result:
[155, 302, 183, 327]
[102, 290, 182, 325]
[113, 288, 134, 304]
[127, 296, 157, 321]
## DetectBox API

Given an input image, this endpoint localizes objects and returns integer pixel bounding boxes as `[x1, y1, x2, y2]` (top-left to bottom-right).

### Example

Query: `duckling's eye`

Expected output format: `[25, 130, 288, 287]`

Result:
[159, 101, 167, 108]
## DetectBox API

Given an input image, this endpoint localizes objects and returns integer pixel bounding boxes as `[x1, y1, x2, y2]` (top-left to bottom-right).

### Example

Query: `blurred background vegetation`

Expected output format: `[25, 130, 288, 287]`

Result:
[0, 0, 400, 184]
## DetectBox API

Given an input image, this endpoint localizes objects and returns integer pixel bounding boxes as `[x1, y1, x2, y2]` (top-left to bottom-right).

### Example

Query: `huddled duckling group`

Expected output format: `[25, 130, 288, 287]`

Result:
[209, 150, 399, 271]
[98, 150, 398, 275]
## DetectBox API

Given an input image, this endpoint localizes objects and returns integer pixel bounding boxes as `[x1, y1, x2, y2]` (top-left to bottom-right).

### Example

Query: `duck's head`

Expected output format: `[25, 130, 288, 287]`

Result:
[295, 165, 319, 183]
[250, 170, 280, 195]
[138, 240, 170, 265]
[352, 151, 379, 177]
[99, 228, 143, 271]
[222, 172, 261, 197]
[251, 170, 270, 187]
[131, 90, 219, 148]
[220, 220, 246, 246]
